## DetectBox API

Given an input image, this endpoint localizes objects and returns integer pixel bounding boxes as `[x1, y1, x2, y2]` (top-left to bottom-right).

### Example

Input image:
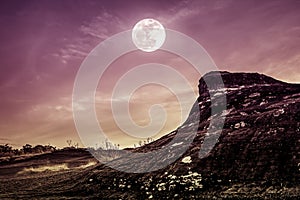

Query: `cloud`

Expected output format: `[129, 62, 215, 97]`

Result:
[56, 9, 126, 64]
[80, 10, 125, 39]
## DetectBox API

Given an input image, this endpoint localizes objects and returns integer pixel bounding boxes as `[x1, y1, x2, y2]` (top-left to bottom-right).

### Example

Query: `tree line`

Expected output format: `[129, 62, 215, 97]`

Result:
[0, 144, 56, 156]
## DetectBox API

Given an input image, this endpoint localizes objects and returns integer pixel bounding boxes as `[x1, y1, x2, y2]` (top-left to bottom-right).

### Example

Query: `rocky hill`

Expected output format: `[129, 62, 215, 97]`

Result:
[0, 71, 299, 199]
[107, 71, 300, 179]
[69, 71, 300, 199]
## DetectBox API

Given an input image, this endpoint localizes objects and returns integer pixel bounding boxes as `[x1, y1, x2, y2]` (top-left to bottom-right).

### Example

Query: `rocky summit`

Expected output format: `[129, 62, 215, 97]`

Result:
[1, 71, 299, 199]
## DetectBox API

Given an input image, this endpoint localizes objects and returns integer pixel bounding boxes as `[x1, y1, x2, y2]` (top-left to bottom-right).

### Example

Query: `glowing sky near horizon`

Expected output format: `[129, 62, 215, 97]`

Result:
[0, 0, 299, 148]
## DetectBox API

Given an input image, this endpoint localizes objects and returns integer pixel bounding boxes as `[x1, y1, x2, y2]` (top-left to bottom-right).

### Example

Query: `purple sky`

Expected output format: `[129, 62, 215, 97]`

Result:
[0, 0, 299, 148]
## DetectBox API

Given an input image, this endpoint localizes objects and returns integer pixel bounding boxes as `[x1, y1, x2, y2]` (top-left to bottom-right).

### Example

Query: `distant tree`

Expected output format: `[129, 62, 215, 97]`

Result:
[33, 145, 44, 153]
[138, 140, 142, 147]
[66, 140, 72, 147]
[13, 148, 21, 155]
[74, 142, 79, 149]
[22, 144, 32, 154]
[0, 144, 12, 153]
[41, 144, 56, 152]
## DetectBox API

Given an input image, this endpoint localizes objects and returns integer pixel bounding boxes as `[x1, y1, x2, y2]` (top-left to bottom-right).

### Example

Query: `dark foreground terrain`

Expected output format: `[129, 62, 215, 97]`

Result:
[0, 71, 299, 199]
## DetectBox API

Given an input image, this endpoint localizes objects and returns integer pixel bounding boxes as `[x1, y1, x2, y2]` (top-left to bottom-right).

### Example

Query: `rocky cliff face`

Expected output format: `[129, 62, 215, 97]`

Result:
[183, 71, 300, 184]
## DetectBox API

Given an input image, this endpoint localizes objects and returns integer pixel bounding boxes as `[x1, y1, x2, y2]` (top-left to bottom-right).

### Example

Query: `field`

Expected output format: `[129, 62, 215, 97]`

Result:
[0, 148, 299, 199]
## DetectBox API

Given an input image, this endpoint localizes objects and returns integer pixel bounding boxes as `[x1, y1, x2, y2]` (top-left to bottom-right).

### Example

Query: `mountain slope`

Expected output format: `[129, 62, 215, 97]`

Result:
[1, 71, 299, 199]
[108, 71, 300, 180]
[73, 71, 300, 198]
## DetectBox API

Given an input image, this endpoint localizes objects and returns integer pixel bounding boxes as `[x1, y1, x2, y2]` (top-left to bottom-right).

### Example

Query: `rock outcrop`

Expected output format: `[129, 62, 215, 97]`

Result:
[76, 71, 300, 198]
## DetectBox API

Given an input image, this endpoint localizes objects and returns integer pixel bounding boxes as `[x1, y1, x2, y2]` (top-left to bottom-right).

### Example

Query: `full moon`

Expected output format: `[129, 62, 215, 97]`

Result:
[132, 19, 166, 52]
